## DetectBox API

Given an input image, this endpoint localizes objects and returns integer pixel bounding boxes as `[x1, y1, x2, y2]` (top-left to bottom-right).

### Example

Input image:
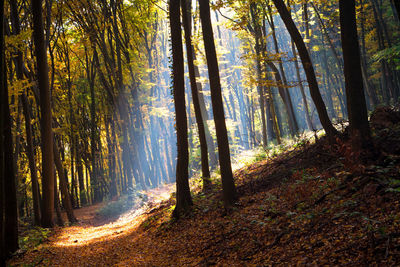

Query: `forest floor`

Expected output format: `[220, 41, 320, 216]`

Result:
[9, 107, 400, 266]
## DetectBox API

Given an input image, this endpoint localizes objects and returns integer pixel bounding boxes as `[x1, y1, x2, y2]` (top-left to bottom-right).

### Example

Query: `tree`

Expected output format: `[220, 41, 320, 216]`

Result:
[271, 0, 338, 140]
[32, 0, 55, 228]
[53, 140, 77, 223]
[392, 0, 400, 21]
[1, 0, 19, 259]
[339, 0, 371, 149]
[170, 0, 193, 218]
[181, 0, 211, 190]
[198, 0, 237, 207]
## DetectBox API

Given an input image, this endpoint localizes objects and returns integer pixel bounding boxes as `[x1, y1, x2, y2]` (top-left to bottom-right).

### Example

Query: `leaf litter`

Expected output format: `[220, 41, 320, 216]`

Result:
[9, 108, 400, 266]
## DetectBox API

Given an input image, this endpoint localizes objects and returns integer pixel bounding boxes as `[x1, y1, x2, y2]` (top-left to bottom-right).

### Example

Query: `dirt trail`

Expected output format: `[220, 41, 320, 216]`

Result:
[10, 184, 176, 266]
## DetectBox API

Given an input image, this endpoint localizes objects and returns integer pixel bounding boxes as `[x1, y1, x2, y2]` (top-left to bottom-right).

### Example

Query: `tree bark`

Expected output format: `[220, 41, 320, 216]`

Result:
[291, 41, 313, 130]
[22, 95, 41, 225]
[250, 3, 268, 148]
[181, 0, 211, 190]
[339, 0, 371, 149]
[272, 0, 337, 140]
[53, 139, 77, 224]
[32, 0, 55, 228]
[54, 173, 64, 227]
[1, 0, 19, 256]
[9, 0, 41, 225]
[391, 0, 400, 21]
[266, 6, 299, 136]
[199, 0, 237, 207]
[170, 0, 193, 218]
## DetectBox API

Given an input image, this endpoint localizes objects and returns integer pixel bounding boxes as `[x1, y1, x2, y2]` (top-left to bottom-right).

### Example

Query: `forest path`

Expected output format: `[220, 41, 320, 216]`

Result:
[11, 184, 176, 266]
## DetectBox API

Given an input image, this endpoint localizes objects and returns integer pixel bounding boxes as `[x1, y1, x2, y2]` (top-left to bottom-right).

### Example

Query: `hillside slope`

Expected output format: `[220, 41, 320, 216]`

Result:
[9, 107, 400, 266]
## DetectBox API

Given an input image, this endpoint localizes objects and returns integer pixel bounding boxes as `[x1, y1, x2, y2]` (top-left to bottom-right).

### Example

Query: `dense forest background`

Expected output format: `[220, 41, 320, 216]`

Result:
[1, 0, 399, 263]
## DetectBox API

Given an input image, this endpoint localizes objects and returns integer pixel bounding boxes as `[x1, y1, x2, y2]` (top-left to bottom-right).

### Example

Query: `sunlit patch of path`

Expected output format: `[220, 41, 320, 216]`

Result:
[54, 183, 175, 248]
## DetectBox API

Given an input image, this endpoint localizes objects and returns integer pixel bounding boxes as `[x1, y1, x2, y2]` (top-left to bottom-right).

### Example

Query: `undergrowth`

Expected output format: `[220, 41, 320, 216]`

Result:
[18, 227, 51, 252]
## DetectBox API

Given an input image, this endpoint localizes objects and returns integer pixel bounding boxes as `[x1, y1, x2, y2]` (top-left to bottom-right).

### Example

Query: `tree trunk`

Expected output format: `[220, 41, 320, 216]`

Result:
[391, 0, 400, 21]
[22, 95, 41, 225]
[170, 0, 193, 218]
[193, 51, 218, 169]
[291, 41, 313, 130]
[199, 0, 237, 207]
[267, 6, 299, 136]
[53, 139, 77, 223]
[250, 3, 268, 148]
[272, 0, 337, 139]
[339, 0, 371, 149]
[76, 140, 87, 206]
[181, 0, 211, 190]
[32, 0, 55, 228]
[54, 173, 64, 227]
[9, 0, 41, 225]
[1, 0, 19, 255]
[106, 118, 118, 198]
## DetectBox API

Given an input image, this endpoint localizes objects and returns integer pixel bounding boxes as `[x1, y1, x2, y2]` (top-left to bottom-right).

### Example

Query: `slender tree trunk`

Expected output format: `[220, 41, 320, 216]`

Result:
[359, 1, 378, 107]
[170, 0, 193, 218]
[54, 173, 64, 227]
[76, 141, 87, 205]
[32, 0, 55, 228]
[22, 95, 41, 225]
[391, 0, 400, 21]
[272, 0, 337, 140]
[89, 50, 101, 203]
[266, 86, 282, 144]
[53, 140, 77, 223]
[193, 52, 218, 169]
[291, 41, 313, 130]
[9, 0, 40, 225]
[199, 0, 237, 207]
[250, 3, 268, 148]
[181, 0, 211, 190]
[106, 119, 118, 197]
[267, 6, 299, 135]
[1, 0, 19, 256]
[371, 1, 392, 103]
[339, 0, 371, 149]
[0, 143, 4, 265]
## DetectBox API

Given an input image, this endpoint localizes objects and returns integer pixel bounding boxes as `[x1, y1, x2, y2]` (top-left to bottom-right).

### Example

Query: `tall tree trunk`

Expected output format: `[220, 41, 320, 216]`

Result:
[250, 3, 268, 148]
[199, 0, 237, 207]
[32, 0, 55, 228]
[193, 50, 218, 169]
[54, 173, 64, 227]
[9, 0, 41, 225]
[76, 139, 87, 206]
[339, 0, 371, 149]
[22, 95, 41, 225]
[106, 118, 118, 197]
[1, 0, 19, 256]
[359, 0, 378, 108]
[267, 6, 299, 135]
[272, 0, 337, 140]
[0, 141, 3, 265]
[89, 50, 100, 203]
[53, 140, 77, 223]
[181, 0, 211, 190]
[266, 86, 282, 144]
[391, 0, 400, 21]
[170, 0, 193, 218]
[291, 41, 313, 130]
